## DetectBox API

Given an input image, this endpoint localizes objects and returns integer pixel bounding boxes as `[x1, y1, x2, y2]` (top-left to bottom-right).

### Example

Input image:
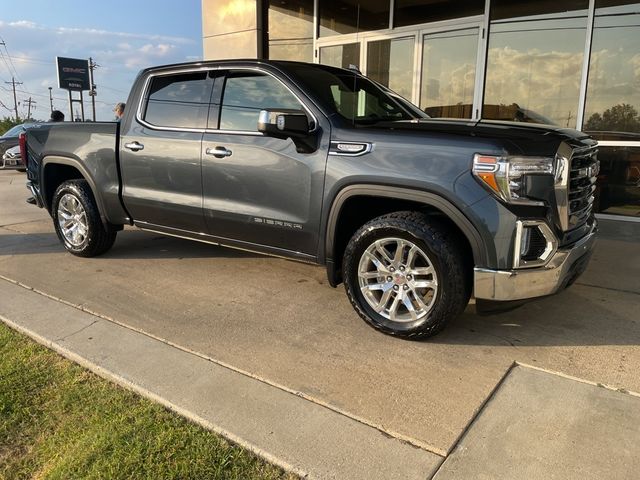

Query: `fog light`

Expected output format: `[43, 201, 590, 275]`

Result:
[513, 220, 558, 269]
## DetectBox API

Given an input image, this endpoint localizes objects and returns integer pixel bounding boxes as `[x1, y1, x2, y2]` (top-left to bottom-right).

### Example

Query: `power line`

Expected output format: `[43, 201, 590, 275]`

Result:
[0, 39, 23, 84]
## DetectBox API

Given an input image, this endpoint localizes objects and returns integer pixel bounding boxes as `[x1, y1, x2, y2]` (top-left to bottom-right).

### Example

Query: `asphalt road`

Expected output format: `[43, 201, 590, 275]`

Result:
[1, 170, 639, 455]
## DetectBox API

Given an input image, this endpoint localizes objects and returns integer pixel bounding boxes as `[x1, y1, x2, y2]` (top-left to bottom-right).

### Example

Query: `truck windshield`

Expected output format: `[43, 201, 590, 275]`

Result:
[283, 64, 426, 126]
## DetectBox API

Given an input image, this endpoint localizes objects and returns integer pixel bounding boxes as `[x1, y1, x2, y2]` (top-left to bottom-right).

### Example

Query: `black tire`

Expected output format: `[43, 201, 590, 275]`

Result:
[17, 168, 27, 173]
[52, 179, 117, 257]
[342, 211, 470, 339]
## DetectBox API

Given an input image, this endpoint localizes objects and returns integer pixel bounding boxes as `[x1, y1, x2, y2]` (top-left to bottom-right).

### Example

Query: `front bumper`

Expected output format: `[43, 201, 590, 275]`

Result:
[0, 156, 24, 170]
[474, 223, 597, 301]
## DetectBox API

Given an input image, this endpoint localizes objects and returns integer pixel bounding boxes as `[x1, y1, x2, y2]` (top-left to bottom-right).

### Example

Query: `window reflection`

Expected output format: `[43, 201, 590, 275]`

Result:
[484, 2, 588, 126]
[583, 2, 640, 135]
[420, 28, 478, 119]
[319, 0, 390, 37]
[220, 73, 302, 131]
[319, 43, 361, 69]
[366, 37, 415, 100]
[144, 73, 212, 129]
[268, 0, 314, 61]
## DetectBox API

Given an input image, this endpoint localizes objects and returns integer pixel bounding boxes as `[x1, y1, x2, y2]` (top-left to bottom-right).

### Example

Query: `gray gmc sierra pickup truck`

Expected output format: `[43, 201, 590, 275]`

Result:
[22, 60, 598, 338]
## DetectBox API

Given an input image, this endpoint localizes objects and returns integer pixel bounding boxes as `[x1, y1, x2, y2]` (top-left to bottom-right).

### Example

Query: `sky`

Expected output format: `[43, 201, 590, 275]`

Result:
[0, 0, 202, 121]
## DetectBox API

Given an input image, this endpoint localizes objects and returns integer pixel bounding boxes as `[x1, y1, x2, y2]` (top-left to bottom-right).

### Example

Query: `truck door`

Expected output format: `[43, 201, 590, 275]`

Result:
[119, 70, 213, 232]
[201, 69, 329, 257]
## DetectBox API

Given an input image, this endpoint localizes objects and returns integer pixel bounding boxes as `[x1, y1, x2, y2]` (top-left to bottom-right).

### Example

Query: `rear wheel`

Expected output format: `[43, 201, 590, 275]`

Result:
[343, 211, 469, 339]
[52, 180, 117, 257]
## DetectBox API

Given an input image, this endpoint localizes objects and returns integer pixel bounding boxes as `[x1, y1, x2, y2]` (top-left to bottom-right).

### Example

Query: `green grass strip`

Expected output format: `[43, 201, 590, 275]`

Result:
[0, 322, 295, 480]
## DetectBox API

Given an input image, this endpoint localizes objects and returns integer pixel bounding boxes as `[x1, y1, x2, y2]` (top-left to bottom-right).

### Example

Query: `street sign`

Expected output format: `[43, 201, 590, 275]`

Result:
[56, 57, 90, 91]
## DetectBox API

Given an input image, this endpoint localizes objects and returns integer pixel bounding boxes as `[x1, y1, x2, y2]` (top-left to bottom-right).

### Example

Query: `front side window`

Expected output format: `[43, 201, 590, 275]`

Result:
[144, 72, 212, 129]
[285, 64, 421, 125]
[219, 72, 303, 131]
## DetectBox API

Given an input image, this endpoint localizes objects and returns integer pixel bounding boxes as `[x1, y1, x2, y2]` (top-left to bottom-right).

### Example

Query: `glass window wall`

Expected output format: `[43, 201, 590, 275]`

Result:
[366, 37, 415, 100]
[420, 28, 478, 119]
[484, 1, 588, 127]
[583, 1, 640, 137]
[394, 0, 484, 28]
[319, 43, 361, 69]
[584, 1, 640, 217]
[267, 0, 314, 61]
[319, 0, 390, 37]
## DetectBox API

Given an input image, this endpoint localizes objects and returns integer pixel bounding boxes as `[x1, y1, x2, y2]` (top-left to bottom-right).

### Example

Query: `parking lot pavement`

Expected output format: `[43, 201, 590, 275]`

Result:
[1, 170, 639, 457]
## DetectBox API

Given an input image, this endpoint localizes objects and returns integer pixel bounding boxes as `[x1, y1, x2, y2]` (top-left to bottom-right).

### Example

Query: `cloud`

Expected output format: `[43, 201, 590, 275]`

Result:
[139, 44, 174, 56]
[484, 46, 584, 125]
[6, 20, 40, 29]
[0, 20, 201, 121]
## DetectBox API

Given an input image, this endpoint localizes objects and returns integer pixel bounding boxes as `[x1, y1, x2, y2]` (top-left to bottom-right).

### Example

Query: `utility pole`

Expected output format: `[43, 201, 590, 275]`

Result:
[23, 97, 36, 119]
[88, 57, 99, 121]
[4, 77, 23, 121]
[48, 87, 54, 113]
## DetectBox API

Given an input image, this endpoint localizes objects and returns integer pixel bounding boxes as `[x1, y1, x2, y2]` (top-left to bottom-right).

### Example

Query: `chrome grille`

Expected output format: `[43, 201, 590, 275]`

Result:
[568, 146, 598, 230]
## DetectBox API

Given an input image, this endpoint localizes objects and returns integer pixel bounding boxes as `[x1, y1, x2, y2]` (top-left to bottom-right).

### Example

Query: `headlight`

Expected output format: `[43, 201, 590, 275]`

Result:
[472, 154, 554, 205]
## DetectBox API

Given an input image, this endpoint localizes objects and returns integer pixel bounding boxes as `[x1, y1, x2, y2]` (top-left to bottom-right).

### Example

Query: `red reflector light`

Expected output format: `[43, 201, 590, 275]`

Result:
[19, 132, 27, 168]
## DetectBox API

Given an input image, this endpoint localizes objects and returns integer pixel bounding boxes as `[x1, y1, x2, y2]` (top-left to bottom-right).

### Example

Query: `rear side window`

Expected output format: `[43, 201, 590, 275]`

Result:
[218, 72, 302, 131]
[143, 72, 213, 129]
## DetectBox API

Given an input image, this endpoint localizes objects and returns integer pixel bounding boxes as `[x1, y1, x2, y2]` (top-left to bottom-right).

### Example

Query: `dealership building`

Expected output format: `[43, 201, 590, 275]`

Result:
[202, 0, 640, 220]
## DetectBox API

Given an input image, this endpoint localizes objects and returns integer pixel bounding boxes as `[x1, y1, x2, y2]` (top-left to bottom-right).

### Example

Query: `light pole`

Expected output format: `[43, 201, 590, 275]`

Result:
[48, 87, 54, 113]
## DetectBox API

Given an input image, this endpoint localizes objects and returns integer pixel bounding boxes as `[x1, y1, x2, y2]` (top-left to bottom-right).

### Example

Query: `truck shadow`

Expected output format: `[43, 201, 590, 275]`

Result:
[0, 229, 260, 260]
[433, 287, 640, 347]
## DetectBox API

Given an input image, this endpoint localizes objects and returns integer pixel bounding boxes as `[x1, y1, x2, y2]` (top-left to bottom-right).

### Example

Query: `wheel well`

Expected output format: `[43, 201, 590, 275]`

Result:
[43, 164, 84, 211]
[329, 195, 474, 286]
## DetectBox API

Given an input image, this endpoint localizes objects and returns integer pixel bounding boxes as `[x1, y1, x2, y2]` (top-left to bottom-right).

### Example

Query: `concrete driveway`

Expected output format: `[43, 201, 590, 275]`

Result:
[1, 169, 639, 457]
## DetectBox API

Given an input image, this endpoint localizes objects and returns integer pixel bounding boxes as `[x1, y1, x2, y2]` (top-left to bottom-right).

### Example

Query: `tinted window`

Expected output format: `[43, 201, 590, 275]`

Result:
[219, 72, 302, 131]
[394, 0, 483, 28]
[319, 0, 389, 37]
[144, 72, 212, 129]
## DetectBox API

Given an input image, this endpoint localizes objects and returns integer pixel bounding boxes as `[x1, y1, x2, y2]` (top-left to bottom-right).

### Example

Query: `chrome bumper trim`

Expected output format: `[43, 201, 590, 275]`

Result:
[474, 225, 597, 301]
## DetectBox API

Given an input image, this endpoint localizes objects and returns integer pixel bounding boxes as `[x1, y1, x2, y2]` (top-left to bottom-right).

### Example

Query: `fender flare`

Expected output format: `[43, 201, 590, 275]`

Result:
[324, 184, 487, 266]
[41, 155, 110, 227]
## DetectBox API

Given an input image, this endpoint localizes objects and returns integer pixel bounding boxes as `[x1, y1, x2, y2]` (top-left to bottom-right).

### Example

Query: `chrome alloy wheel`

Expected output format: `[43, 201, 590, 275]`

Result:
[357, 237, 439, 323]
[57, 193, 89, 247]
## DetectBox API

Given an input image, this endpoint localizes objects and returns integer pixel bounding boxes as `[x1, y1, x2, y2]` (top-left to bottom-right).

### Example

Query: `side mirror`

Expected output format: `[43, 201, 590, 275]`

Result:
[258, 109, 311, 139]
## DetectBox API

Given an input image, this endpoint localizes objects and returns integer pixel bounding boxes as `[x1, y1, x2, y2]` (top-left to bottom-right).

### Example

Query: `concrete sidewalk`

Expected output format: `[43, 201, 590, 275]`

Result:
[0, 277, 442, 480]
[3, 276, 640, 480]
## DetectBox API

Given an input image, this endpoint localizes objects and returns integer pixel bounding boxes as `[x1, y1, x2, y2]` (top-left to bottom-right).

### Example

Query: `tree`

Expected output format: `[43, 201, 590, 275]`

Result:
[0, 116, 25, 136]
[584, 103, 640, 133]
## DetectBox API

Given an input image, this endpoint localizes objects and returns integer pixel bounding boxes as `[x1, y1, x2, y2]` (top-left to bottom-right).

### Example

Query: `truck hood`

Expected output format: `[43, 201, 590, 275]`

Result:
[368, 118, 596, 156]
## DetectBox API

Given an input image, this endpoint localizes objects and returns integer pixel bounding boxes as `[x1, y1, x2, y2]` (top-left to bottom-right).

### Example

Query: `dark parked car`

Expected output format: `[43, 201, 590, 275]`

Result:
[22, 60, 598, 339]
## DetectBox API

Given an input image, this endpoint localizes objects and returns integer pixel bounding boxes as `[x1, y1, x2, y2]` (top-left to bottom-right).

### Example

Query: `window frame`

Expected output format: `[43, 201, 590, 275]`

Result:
[138, 68, 215, 131]
[136, 66, 318, 136]
[216, 69, 313, 133]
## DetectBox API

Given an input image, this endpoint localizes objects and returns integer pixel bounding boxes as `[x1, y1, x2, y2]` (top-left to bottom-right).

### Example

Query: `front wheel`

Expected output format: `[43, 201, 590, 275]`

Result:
[52, 180, 117, 257]
[342, 211, 469, 339]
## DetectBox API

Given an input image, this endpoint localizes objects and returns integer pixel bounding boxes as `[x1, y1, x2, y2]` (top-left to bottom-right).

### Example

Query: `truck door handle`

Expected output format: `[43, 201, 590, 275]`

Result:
[124, 141, 144, 152]
[206, 147, 232, 158]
